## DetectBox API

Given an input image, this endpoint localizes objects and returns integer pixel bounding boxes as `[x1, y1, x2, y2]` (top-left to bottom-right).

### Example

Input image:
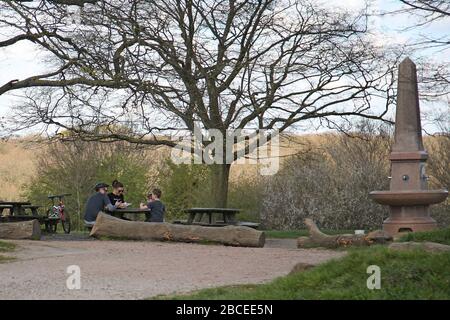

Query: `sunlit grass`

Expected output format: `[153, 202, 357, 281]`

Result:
[154, 246, 450, 300]
[399, 227, 450, 246]
[0, 240, 16, 263]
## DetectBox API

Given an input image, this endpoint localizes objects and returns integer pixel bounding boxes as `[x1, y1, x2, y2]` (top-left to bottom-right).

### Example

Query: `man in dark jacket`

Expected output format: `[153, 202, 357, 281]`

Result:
[84, 182, 120, 225]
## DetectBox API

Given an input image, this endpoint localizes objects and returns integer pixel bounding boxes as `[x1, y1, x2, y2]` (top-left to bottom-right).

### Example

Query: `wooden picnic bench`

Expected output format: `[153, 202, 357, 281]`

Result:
[0, 202, 46, 226]
[111, 208, 151, 215]
[108, 207, 151, 221]
[0, 201, 31, 215]
[174, 208, 260, 229]
[22, 205, 43, 216]
[182, 208, 240, 226]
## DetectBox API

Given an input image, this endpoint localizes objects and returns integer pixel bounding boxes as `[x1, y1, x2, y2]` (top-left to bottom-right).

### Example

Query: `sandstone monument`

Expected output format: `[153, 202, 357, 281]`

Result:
[370, 58, 448, 235]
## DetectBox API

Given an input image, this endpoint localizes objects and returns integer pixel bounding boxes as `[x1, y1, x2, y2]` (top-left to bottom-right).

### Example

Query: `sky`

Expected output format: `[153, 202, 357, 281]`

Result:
[0, 0, 448, 135]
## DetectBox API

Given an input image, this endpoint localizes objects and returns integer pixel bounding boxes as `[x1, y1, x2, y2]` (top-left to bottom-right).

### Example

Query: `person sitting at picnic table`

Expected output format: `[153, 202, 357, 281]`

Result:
[140, 188, 165, 222]
[108, 180, 125, 206]
[83, 182, 123, 226]
[107, 179, 130, 220]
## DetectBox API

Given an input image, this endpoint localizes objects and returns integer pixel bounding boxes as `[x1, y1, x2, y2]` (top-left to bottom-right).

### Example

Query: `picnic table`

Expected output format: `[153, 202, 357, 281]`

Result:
[109, 207, 151, 220]
[0, 199, 68, 233]
[0, 201, 31, 216]
[183, 208, 241, 226]
[0, 201, 46, 224]
[22, 205, 42, 216]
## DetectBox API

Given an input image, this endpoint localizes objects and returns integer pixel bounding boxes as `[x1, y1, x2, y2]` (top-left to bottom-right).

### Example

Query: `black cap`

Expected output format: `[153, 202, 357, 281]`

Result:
[94, 182, 109, 190]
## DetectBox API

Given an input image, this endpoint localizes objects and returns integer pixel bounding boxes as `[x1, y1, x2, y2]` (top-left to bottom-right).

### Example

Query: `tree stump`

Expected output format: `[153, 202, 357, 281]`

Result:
[91, 212, 265, 247]
[0, 219, 41, 240]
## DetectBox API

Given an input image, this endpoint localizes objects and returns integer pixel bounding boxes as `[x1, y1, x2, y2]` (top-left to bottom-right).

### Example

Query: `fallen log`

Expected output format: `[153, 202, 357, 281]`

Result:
[0, 219, 41, 240]
[91, 212, 265, 248]
[297, 218, 392, 248]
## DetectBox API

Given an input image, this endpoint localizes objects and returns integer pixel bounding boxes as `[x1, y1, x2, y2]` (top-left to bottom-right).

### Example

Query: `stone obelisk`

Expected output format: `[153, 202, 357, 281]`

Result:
[389, 57, 428, 191]
[369, 58, 448, 235]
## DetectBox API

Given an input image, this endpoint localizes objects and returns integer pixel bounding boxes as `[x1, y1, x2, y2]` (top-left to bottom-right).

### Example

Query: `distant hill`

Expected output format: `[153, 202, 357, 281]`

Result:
[0, 139, 42, 201]
[0, 133, 343, 200]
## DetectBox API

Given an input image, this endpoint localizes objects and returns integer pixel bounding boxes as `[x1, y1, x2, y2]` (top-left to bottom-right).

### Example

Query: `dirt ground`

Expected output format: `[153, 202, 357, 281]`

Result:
[0, 237, 344, 300]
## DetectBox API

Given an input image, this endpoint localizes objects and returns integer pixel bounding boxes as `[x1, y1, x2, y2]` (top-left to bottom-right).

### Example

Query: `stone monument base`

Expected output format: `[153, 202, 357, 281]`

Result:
[383, 205, 437, 235]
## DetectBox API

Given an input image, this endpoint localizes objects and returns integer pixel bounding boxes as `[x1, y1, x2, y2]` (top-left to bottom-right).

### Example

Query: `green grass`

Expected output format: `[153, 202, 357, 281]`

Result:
[154, 246, 450, 299]
[0, 255, 14, 263]
[264, 229, 354, 239]
[399, 227, 450, 246]
[0, 240, 16, 263]
[0, 240, 15, 252]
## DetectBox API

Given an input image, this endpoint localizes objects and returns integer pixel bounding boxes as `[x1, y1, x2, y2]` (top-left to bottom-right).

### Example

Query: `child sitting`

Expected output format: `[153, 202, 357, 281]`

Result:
[140, 188, 165, 222]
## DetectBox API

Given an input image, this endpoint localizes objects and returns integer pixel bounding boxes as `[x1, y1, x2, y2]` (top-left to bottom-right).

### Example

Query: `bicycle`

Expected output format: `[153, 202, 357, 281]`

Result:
[45, 193, 72, 234]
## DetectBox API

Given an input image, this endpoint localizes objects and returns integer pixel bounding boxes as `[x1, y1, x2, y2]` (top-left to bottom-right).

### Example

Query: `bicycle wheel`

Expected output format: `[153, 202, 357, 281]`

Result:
[61, 211, 71, 234]
[45, 209, 57, 233]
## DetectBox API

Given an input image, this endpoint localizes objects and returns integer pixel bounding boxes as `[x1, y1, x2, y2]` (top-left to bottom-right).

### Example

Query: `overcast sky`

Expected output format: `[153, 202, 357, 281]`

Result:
[0, 0, 448, 134]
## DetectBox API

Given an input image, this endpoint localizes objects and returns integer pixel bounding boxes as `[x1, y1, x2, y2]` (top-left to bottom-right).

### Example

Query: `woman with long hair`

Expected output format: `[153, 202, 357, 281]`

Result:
[107, 180, 128, 219]
[108, 180, 125, 206]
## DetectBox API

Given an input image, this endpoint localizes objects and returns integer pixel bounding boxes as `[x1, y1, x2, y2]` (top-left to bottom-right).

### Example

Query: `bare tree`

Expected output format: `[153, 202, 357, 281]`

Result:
[14, 0, 98, 6]
[403, 0, 449, 99]
[384, 1, 450, 48]
[0, 0, 397, 206]
[260, 120, 392, 230]
[399, 1, 449, 30]
[24, 138, 153, 230]
[377, 1, 450, 100]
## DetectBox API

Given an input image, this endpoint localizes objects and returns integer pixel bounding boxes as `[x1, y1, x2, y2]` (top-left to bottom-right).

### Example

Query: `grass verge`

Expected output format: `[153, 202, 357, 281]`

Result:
[264, 229, 354, 239]
[153, 246, 450, 299]
[0, 240, 16, 263]
[399, 227, 450, 246]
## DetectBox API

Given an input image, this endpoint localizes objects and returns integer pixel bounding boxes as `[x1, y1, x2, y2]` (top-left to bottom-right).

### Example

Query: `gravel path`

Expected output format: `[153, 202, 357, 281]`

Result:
[0, 239, 344, 300]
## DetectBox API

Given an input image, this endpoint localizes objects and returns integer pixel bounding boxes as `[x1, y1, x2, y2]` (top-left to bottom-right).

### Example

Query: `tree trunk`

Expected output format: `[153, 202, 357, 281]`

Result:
[210, 163, 231, 208]
[0, 220, 41, 240]
[91, 212, 265, 247]
[297, 218, 392, 248]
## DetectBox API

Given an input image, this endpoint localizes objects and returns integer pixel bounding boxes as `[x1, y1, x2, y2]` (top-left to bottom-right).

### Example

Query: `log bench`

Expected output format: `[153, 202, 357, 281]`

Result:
[237, 221, 260, 229]
[0, 219, 41, 240]
[91, 212, 265, 247]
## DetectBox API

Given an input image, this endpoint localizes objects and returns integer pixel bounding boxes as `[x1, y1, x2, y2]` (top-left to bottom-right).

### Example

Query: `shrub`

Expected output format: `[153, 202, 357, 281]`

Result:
[157, 161, 264, 222]
[23, 140, 152, 230]
[228, 173, 263, 222]
[157, 161, 213, 221]
[260, 119, 450, 230]
[260, 122, 391, 230]
[426, 135, 450, 227]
